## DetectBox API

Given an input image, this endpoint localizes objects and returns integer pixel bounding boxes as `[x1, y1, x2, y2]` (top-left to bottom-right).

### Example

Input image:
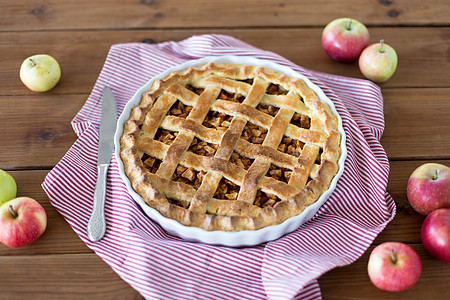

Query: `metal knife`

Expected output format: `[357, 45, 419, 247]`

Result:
[87, 87, 117, 242]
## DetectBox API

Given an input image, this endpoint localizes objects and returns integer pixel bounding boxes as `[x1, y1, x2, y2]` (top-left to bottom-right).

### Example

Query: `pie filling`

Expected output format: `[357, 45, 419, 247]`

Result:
[121, 63, 341, 231]
[139, 82, 319, 208]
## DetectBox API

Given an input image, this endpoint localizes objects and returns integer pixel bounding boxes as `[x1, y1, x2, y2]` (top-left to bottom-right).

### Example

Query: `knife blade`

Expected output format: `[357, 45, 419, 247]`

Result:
[87, 87, 117, 242]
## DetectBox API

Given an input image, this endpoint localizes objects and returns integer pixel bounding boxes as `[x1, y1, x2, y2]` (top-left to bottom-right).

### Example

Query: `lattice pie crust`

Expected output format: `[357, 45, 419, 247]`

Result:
[120, 63, 341, 231]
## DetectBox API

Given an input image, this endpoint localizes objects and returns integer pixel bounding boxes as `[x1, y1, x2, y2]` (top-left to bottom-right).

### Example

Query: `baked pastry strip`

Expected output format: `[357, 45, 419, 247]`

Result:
[237, 92, 296, 203]
[138, 137, 300, 201]
[189, 76, 269, 213]
[288, 144, 320, 189]
[140, 94, 178, 140]
[155, 86, 221, 179]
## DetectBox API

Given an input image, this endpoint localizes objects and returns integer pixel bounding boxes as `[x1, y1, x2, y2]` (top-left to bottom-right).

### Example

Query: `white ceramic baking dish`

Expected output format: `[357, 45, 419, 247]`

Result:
[114, 55, 347, 246]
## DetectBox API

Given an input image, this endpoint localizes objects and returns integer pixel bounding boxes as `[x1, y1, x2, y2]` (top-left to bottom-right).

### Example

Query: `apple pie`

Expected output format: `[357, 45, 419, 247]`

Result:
[119, 62, 341, 231]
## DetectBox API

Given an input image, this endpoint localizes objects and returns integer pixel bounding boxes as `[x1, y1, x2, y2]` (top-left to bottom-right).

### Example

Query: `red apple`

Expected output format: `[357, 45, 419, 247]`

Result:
[322, 18, 370, 63]
[367, 242, 421, 292]
[421, 208, 450, 263]
[358, 39, 398, 83]
[407, 163, 450, 215]
[0, 197, 47, 248]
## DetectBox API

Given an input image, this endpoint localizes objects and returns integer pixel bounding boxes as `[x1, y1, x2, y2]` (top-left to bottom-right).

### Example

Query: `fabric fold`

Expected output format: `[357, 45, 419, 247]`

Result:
[42, 34, 395, 300]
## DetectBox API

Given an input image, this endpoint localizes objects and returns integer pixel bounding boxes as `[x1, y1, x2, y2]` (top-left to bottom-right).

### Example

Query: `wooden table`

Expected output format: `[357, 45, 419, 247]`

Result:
[1, 1, 449, 299]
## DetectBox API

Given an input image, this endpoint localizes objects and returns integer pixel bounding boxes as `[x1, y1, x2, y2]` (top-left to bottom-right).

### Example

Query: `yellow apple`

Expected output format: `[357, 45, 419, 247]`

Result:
[19, 54, 61, 92]
[358, 40, 398, 83]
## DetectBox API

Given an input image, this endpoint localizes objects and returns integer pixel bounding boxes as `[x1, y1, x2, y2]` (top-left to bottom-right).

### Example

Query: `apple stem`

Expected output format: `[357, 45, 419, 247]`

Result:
[380, 39, 385, 53]
[347, 19, 353, 30]
[431, 169, 439, 180]
[29, 58, 36, 67]
[9, 205, 18, 218]
[390, 249, 397, 264]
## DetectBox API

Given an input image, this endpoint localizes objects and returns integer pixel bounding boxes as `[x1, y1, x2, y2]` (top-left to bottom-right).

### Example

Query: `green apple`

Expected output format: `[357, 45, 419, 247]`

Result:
[19, 54, 61, 92]
[358, 40, 398, 83]
[0, 169, 17, 205]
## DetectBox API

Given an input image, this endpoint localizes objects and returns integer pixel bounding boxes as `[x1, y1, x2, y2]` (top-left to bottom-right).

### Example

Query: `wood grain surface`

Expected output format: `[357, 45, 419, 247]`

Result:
[2, 0, 449, 31]
[0, 0, 449, 299]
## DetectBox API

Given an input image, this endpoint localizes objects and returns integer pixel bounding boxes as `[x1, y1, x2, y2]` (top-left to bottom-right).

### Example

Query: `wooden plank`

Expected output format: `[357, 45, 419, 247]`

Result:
[0, 246, 448, 299]
[3, 160, 448, 256]
[1, 0, 449, 32]
[319, 243, 450, 299]
[1, 88, 449, 171]
[381, 88, 450, 160]
[0, 253, 142, 299]
[0, 28, 449, 97]
[0, 95, 82, 170]
[2, 162, 449, 298]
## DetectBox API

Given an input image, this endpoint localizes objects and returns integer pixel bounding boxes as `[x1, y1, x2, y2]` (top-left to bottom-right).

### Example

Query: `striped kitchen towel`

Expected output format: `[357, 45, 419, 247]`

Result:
[42, 34, 395, 300]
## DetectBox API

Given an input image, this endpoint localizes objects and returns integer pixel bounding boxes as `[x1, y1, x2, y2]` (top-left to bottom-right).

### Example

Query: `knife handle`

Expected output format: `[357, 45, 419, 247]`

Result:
[87, 164, 109, 242]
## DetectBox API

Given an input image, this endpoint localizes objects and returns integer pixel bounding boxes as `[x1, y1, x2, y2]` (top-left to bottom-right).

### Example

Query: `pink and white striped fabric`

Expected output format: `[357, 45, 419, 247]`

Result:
[42, 34, 395, 300]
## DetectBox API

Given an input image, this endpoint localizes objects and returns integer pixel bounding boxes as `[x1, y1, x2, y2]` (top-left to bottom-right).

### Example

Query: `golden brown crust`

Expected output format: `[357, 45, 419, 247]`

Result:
[120, 62, 341, 231]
